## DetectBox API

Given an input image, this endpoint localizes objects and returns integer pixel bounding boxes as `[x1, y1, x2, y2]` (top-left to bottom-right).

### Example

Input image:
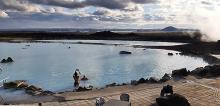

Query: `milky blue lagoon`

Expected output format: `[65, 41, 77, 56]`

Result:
[0, 40, 208, 93]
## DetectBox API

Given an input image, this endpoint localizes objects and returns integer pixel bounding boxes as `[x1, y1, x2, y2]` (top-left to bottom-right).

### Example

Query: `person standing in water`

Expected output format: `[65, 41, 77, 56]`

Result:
[73, 69, 81, 87]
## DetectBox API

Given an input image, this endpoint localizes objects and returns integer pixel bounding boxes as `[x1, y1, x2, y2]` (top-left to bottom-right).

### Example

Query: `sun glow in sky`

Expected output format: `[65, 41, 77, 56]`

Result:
[0, 0, 219, 29]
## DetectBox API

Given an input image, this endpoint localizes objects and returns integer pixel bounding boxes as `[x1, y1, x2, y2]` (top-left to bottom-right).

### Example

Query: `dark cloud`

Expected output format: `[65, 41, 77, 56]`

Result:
[85, 0, 128, 10]
[0, 0, 28, 11]
[28, 0, 86, 9]
[29, 0, 157, 10]
[0, 0, 158, 13]
[0, 11, 142, 29]
[131, 0, 157, 4]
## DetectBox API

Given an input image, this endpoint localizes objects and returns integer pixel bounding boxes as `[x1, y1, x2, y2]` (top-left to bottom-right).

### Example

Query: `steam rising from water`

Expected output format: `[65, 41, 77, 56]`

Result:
[197, 7, 220, 41]
[160, 0, 220, 41]
[191, 0, 220, 41]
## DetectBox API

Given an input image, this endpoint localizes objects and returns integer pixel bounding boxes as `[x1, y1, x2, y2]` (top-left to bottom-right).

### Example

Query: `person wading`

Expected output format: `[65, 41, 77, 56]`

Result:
[73, 69, 81, 87]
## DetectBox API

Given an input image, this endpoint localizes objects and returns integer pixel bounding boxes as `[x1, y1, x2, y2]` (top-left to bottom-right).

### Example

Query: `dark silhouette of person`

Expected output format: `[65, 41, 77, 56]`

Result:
[73, 69, 81, 87]
[160, 85, 173, 97]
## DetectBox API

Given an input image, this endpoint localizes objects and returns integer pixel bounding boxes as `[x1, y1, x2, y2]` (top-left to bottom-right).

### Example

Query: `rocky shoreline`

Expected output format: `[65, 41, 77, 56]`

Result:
[138, 42, 220, 64]
[3, 64, 218, 97]
[102, 64, 220, 88]
[3, 80, 54, 96]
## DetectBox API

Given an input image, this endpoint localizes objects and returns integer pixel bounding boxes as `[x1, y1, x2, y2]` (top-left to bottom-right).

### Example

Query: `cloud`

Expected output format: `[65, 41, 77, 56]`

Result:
[1, 0, 218, 31]
[0, 0, 43, 12]
[28, 0, 86, 9]
[0, 11, 145, 29]
[201, 1, 212, 5]
[28, 0, 157, 10]
[132, 0, 156, 4]
[0, 10, 9, 18]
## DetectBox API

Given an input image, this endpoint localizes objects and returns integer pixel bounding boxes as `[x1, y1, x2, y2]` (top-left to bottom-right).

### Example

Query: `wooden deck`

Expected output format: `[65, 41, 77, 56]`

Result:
[38, 78, 220, 106]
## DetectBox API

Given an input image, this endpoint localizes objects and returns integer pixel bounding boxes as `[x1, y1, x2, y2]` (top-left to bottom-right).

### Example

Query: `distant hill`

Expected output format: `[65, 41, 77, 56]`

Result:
[91, 31, 120, 36]
[161, 26, 179, 32]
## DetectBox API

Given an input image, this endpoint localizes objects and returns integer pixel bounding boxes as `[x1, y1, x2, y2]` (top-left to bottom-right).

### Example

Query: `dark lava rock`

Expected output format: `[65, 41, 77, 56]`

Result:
[1, 57, 14, 63]
[206, 65, 220, 77]
[190, 67, 207, 77]
[119, 51, 132, 54]
[168, 53, 174, 56]
[172, 68, 189, 77]
[131, 80, 138, 85]
[179, 52, 184, 55]
[149, 77, 159, 83]
[190, 65, 220, 77]
[3, 80, 26, 89]
[1, 59, 7, 63]
[138, 78, 146, 84]
[88, 85, 94, 89]
[122, 83, 128, 85]
[3, 82, 18, 89]
[7, 57, 13, 62]
[3, 80, 50, 96]
[40, 90, 55, 96]
[25, 90, 41, 95]
[17, 83, 29, 89]
[156, 93, 190, 106]
[160, 73, 172, 82]
[26, 85, 43, 92]
[106, 83, 117, 87]
[76, 87, 92, 92]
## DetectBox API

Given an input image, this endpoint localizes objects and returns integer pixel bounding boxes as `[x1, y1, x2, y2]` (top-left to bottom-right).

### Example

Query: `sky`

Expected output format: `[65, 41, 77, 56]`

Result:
[0, 0, 219, 29]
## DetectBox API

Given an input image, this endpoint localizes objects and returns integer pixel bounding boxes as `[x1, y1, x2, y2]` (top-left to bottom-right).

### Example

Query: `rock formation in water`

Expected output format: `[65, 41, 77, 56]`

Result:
[168, 53, 174, 56]
[3, 80, 54, 96]
[119, 51, 132, 54]
[6, 57, 13, 62]
[3, 80, 26, 89]
[1, 57, 14, 63]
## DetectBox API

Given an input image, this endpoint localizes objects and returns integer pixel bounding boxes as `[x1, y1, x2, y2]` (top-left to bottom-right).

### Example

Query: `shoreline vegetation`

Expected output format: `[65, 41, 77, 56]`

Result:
[1, 31, 220, 105]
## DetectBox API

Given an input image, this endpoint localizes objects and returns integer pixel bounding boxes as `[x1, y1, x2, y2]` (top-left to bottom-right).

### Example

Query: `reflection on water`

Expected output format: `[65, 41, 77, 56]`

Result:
[0, 40, 207, 92]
